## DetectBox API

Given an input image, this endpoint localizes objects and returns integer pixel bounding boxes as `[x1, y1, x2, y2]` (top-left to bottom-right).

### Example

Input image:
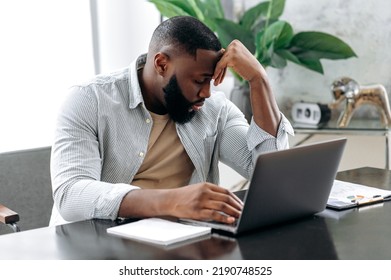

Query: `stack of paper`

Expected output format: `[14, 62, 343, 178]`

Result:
[327, 180, 391, 210]
[107, 218, 211, 246]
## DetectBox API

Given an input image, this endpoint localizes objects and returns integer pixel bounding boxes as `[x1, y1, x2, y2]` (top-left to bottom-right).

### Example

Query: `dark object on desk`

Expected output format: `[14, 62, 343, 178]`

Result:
[291, 101, 331, 126]
[0, 147, 53, 235]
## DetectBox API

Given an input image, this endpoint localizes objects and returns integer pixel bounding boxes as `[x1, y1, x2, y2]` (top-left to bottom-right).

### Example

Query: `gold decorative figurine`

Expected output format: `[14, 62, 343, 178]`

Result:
[329, 77, 391, 128]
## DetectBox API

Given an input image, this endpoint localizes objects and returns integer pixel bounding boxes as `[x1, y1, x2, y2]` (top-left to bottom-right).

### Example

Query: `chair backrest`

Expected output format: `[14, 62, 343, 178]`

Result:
[0, 147, 53, 235]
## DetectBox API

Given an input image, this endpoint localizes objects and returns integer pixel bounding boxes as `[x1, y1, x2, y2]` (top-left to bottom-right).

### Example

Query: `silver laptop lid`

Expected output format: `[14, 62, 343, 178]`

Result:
[236, 138, 346, 234]
[180, 138, 346, 235]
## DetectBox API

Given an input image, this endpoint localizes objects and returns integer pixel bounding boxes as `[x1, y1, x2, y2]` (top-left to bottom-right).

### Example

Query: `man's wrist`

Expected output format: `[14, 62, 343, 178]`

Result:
[118, 189, 173, 218]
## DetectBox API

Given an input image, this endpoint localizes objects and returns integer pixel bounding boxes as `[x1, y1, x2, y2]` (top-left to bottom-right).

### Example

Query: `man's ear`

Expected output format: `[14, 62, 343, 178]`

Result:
[154, 52, 169, 77]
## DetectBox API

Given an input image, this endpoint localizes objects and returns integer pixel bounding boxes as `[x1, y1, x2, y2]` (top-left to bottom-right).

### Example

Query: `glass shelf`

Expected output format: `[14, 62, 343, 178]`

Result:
[291, 118, 391, 169]
[293, 119, 390, 135]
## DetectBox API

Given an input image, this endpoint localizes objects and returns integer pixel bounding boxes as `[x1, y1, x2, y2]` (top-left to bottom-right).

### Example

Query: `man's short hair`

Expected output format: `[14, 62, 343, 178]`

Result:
[149, 16, 222, 57]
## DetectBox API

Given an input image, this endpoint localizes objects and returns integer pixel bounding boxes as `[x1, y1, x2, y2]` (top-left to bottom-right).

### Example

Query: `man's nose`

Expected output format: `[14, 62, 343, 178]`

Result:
[199, 82, 211, 99]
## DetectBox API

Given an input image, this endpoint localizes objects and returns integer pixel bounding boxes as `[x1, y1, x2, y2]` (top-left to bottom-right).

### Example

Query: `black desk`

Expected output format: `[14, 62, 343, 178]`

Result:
[1, 167, 391, 260]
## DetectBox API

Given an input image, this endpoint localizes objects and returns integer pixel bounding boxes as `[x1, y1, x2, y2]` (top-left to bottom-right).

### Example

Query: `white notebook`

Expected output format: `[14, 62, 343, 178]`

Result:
[107, 218, 211, 246]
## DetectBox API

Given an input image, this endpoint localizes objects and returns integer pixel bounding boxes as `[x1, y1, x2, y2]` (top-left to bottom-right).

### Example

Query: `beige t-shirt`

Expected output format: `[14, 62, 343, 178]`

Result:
[131, 112, 195, 189]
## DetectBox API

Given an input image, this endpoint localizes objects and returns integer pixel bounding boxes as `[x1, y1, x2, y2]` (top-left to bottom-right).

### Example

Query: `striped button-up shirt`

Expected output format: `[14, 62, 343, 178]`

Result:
[50, 55, 294, 225]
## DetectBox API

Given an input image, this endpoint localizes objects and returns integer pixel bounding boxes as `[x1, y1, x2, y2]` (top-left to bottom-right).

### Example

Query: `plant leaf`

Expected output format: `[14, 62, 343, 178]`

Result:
[276, 49, 300, 64]
[196, 0, 225, 33]
[148, 0, 356, 76]
[290, 31, 357, 60]
[148, 0, 196, 17]
[263, 20, 293, 49]
[256, 20, 292, 66]
[297, 58, 324, 74]
[269, 51, 287, 68]
[276, 50, 324, 73]
[276, 49, 301, 64]
[255, 30, 266, 61]
[270, 54, 287, 68]
[262, 41, 287, 68]
[214, 18, 255, 52]
[269, 0, 286, 19]
[240, 0, 285, 32]
[240, 1, 269, 30]
[187, 0, 206, 20]
[195, 0, 224, 19]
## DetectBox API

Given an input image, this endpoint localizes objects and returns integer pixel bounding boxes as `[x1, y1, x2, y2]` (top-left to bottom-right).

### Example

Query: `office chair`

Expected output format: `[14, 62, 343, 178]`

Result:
[0, 147, 53, 235]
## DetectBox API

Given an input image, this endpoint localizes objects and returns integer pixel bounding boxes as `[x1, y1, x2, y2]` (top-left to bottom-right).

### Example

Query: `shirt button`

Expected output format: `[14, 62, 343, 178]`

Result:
[139, 152, 144, 157]
[146, 118, 151, 124]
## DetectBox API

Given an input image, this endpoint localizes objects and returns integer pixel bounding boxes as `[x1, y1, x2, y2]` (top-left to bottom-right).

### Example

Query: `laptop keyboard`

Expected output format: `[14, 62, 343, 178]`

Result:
[205, 218, 238, 228]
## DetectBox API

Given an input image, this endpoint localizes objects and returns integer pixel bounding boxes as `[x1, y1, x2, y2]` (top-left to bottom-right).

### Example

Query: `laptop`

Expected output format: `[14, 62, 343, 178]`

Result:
[180, 138, 347, 235]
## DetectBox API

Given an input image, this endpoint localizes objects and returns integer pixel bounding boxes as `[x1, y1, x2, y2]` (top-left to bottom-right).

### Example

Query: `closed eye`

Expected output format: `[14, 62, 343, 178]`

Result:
[195, 78, 212, 85]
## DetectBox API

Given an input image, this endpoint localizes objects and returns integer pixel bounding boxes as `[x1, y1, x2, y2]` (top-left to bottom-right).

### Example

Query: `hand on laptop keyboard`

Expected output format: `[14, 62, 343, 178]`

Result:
[168, 182, 243, 224]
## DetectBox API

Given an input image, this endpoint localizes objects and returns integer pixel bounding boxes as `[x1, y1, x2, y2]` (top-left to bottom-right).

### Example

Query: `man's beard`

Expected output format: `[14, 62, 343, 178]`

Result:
[163, 75, 197, 124]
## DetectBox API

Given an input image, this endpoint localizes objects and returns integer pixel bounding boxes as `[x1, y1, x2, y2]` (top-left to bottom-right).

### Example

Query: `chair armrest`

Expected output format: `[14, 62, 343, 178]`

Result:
[0, 204, 19, 225]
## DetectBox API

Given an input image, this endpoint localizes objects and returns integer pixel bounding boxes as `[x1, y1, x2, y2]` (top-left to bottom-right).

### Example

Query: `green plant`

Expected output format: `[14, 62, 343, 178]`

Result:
[149, 0, 357, 82]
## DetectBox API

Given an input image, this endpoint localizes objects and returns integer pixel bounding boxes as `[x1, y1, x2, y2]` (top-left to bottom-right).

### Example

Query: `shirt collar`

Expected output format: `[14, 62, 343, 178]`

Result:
[128, 54, 147, 109]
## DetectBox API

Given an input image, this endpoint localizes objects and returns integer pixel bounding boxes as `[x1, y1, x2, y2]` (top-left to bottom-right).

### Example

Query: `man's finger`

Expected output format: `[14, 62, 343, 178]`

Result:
[206, 189, 243, 211]
[200, 208, 238, 224]
[213, 64, 225, 85]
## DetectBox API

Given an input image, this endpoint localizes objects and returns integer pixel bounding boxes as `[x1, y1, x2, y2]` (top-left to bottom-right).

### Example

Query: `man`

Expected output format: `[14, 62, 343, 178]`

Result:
[50, 16, 293, 226]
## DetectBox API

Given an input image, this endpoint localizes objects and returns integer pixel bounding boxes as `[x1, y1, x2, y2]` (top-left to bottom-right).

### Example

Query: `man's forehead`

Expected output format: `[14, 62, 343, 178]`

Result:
[185, 49, 221, 75]
[169, 48, 222, 76]
[195, 49, 222, 63]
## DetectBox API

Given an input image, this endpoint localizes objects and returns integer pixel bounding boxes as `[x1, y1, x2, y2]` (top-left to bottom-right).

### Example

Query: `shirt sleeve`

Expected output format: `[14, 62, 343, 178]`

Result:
[247, 112, 295, 152]
[218, 99, 294, 179]
[50, 86, 139, 223]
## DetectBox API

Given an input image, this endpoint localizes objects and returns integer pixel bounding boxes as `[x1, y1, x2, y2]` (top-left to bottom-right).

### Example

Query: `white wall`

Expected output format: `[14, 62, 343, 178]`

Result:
[0, 0, 94, 153]
[95, 0, 160, 73]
